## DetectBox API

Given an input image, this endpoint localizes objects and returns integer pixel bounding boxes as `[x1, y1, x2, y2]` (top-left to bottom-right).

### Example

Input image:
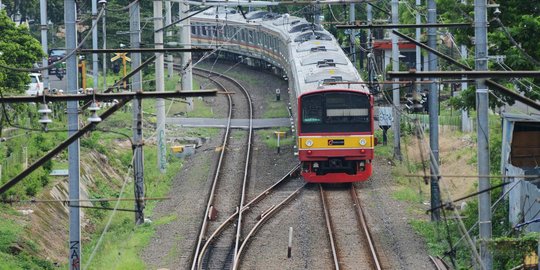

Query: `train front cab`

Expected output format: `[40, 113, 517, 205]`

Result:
[297, 90, 375, 183]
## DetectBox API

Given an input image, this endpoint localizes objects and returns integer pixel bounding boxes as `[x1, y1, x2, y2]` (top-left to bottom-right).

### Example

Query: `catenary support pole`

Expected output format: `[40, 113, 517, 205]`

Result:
[180, 1, 193, 110]
[461, 45, 471, 132]
[130, 1, 145, 225]
[427, 0, 441, 221]
[155, 0, 167, 173]
[366, 1, 372, 82]
[65, 0, 81, 268]
[391, 0, 401, 160]
[415, 0, 421, 93]
[92, 0, 98, 91]
[474, 0, 492, 268]
[102, 6, 107, 92]
[39, 0, 49, 91]
[166, 1, 173, 78]
[349, 3, 356, 65]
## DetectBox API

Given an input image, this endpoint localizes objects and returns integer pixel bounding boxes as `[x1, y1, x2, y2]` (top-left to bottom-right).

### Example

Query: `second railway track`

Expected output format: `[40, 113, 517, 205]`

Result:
[320, 184, 383, 270]
[189, 67, 254, 270]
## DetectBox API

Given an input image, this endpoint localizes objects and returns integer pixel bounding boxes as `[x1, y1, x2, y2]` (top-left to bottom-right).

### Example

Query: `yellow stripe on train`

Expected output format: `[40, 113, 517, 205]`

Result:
[298, 135, 374, 149]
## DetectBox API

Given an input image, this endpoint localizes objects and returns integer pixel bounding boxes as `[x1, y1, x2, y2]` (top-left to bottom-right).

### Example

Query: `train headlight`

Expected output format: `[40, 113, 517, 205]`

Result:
[305, 139, 314, 147]
[359, 138, 367, 146]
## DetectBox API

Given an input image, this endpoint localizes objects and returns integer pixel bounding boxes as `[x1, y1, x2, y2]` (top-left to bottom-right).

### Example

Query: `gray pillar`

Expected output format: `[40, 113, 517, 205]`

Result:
[166, 1, 173, 78]
[349, 4, 356, 65]
[130, 1, 145, 225]
[102, 8, 107, 92]
[474, 0, 492, 268]
[180, 1, 193, 109]
[391, 0, 401, 160]
[155, 0, 167, 173]
[415, 0, 422, 93]
[461, 44, 471, 132]
[40, 0, 49, 91]
[92, 0, 99, 90]
[427, 0, 441, 221]
[65, 0, 81, 269]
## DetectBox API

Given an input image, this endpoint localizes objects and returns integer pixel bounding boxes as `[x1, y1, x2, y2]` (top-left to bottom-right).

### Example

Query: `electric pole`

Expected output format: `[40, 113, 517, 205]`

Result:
[166, 1, 173, 78]
[102, 5, 107, 92]
[349, 3, 356, 65]
[180, 1, 193, 110]
[415, 0, 422, 93]
[475, 0, 492, 268]
[427, 0, 441, 221]
[39, 0, 49, 91]
[130, 1, 145, 225]
[155, 0, 167, 173]
[460, 0, 471, 133]
[391, 0, 401, 160]
[65, 0, 81, 268]
[92, 0, 99, 91]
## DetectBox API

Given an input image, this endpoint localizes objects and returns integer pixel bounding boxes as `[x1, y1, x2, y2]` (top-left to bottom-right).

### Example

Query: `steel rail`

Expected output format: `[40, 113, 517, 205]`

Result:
[232, 184, 307, 269]
[429, 255, 450, 270]
[189, 67, 254, 270]
[196, 164, 300, 269]
[189, 70, 233, 270]
[320, 185, 341, 270]
[350, 185, 382, 270]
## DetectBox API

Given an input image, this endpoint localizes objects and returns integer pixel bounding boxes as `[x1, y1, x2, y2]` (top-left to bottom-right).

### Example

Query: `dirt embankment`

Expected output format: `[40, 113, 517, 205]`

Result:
[14, 150, 125, 265]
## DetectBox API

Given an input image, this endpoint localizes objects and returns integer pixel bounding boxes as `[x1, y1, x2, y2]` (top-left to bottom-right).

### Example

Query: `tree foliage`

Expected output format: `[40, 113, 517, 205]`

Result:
[439, 0, 540, 110]
[0, 10, 44, 94]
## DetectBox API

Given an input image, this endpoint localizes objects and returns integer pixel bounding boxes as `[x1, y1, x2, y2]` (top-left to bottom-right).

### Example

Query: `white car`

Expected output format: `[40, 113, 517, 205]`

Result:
[26, 73, 44, 96]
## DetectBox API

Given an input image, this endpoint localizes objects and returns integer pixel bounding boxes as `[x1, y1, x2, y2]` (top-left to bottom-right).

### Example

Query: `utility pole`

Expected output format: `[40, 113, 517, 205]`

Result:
[349, 4, 356, 65]
[65, 0, 81, 268]
[391, 0, 401, 160]
[366, 2, 373, 83]
[475, 0, 492, 268]
[166, 1, 173, 78]
[130, 1, 145, 225]
[460, 0, 471, 133]
[415, 0, 422, 93]
[92, 0, 99, 91]
[102, 5, 107, 92]
[155, 0, 167, 173]
[180, 1, 193, 110]
[39, 0, 49, 91]
[461, 45, 471, 132]
[427, 0, 441, 221]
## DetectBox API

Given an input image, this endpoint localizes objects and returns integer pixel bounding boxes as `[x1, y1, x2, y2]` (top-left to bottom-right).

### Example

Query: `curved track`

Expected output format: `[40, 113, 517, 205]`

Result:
[320, 184, 382, 270]
[188, 67, 253, 270]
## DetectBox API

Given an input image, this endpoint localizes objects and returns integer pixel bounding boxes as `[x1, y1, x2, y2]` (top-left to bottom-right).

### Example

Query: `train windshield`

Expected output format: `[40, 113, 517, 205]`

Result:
[301, 92, 370, 133]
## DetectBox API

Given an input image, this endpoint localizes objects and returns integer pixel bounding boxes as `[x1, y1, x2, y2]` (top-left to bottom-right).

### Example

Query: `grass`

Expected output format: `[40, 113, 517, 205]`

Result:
[257, 128, 295, 149]
[263, 99, 289, 118]
[83, 145, 183, 269]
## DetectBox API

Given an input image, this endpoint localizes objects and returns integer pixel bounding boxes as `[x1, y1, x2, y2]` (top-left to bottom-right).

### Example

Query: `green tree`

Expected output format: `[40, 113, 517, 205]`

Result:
[0, 10, 44, 94]
[440, 1, 540, 110]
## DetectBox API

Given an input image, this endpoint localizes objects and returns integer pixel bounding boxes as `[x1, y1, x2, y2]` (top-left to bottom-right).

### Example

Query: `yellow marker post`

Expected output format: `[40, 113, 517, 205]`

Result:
[274, 131, 286, 154]
[111, 53, 131, 89]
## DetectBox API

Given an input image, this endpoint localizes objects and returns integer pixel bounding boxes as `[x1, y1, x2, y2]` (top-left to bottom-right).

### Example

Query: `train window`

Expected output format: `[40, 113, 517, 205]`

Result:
[301, 94, 323, 124]
[191, 26, 196, 35]
[248, 30, 254, 44]
[300, 92, 370, 133]
[202, 26, 207, 36]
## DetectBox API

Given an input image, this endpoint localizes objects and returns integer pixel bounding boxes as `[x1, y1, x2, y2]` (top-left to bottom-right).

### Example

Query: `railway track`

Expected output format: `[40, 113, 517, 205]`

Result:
[188, 67, 253, 270]
[429, 255, 451, 270]
[319, 184, 382, 270]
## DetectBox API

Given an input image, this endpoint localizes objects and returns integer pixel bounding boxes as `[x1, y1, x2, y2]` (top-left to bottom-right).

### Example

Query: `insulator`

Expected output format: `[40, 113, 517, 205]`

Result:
[88, 101, 100, 112]
[38, 103, 52, 114]
[87, 111, 102, 123]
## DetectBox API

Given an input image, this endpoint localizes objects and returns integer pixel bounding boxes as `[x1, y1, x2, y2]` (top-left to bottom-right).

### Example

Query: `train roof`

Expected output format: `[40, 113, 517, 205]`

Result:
[192, 7, 370, 95]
